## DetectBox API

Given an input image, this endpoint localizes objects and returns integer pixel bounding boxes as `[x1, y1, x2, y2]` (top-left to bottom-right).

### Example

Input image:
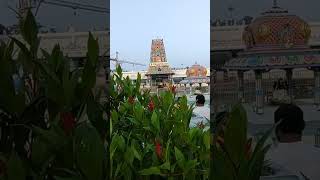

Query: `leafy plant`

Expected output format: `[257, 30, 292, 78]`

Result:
[211, 104, 274, 180]
[0, 10, 108, 180]
[110, 65, 210, 180]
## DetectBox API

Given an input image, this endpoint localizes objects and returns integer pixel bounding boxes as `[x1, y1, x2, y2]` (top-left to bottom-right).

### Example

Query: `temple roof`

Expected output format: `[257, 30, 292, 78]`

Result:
[242, 1, 311, 52]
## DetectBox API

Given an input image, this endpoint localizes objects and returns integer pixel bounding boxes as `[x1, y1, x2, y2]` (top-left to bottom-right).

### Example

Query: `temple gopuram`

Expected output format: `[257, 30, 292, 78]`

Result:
[146, 39, 174, 87]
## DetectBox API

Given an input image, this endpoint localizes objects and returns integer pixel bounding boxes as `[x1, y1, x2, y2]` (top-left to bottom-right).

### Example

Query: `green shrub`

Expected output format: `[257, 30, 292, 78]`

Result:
[110, 66, 210, 180]
[0, 10, 108, 180]
[211, 104, 274, 180]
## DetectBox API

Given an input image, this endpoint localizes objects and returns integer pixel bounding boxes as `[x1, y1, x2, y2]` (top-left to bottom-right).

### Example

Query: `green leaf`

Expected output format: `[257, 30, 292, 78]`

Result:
[81, 59, 96, 95]
[74, 124, 104, 180]
[111, 110, 118, 122]
[7, 152, 26, 180]
[139, 167, 161, 175]
[184, 160, 198, 172]
[41, 48, 51, 60]
[165, 140, 171, 162]
[31, 137, 51, 167]
[20, 10, 38, 48]
[87, 32, 99, 66]
[160, 162, 170, 170]
[114, 163, 122, 178]
[174, 147, 185, 170]
[247, 127, 274, 179]
[133, 103, 143, 122]
[87, 95, 106, 138]
[188, 128, 200, 142]
[124, 147, 134, 165]
[211, 145, 235, 180]
[203, 132, 210, 150]
[224, 104, 247, 166]
[116, 65, 123, 78]
[0, 42, 25, 114]
[33, 59, 60, 84]
[131, 145, 142, 161]
[10, 37, 32, 67]
[62, 61, 72, 107]
[32, 126, 65, 151]
[110, 134, 125, 160]
[135, 73, 141, 92]
[151, 111, 160, 132]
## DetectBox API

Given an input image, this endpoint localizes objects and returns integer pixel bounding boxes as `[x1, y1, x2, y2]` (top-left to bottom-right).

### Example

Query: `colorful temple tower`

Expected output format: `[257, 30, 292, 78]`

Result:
[146, 39, 174, 87]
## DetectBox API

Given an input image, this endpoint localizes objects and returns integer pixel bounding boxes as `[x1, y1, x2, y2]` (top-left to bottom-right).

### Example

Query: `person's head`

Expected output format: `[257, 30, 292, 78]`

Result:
[196, 94, 205, 106]
[274, 104, 305, 142]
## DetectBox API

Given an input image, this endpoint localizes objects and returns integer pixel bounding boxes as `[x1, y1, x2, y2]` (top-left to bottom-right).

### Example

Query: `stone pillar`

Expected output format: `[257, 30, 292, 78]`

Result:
[314, 68, 320, 108]
[285, 69, 293, 103]
[255, 70, 264, 114]
[237, 71, 245, 103]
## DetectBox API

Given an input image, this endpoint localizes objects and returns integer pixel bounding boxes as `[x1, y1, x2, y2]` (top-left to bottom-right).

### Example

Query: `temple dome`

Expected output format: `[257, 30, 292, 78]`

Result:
[242, 4, 311, 51]
[186, 63, 207, 77]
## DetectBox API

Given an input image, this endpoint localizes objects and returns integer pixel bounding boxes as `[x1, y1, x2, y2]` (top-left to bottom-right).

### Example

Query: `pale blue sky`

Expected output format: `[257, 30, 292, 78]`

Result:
[110, 0, 210, 71]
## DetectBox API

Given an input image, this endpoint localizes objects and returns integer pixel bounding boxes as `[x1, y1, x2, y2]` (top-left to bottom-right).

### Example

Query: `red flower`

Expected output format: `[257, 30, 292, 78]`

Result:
[60, 112, 76, 135]
[155, 140, 162, 159]
[148, 100, 155, 111]
[0, 159, 6, 176]
[245, 138, 253, 160]
[128, 96, 135, 104]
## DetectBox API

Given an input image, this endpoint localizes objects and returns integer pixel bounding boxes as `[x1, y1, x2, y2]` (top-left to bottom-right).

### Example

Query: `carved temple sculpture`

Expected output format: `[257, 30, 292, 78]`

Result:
[146, 39, 174, 88]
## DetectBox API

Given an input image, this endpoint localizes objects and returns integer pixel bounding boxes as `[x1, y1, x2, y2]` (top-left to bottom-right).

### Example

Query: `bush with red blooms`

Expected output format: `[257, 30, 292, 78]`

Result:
[0, 10, 107, 180]
[211, 104, 273, 180]
[110, 66, 210, 179]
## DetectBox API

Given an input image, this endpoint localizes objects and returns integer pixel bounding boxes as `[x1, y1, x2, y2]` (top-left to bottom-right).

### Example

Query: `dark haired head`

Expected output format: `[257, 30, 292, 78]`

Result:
[274, 104, 305, 139]
[196, 94, 205, 105]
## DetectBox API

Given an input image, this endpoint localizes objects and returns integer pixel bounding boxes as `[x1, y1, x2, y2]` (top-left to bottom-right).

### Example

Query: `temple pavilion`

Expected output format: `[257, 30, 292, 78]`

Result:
[223, 1, 320, 114]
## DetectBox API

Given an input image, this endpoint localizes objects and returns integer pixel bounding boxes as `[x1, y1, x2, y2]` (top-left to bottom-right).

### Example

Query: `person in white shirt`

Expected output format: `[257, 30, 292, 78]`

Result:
[267, 104, 320, 180]
[190, 94, 210, 128]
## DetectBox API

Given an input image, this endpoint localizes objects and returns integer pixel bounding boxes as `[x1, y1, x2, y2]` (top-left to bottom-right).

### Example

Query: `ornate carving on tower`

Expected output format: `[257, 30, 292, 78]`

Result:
[150, 39, 167, 63]
[146, 39, 174, 86]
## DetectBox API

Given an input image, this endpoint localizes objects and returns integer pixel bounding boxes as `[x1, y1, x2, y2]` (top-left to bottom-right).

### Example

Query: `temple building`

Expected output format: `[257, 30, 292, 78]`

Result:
[180, 63, 210, 87]
[222, 1, 320, 114]
[146, 39, 174, 87]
